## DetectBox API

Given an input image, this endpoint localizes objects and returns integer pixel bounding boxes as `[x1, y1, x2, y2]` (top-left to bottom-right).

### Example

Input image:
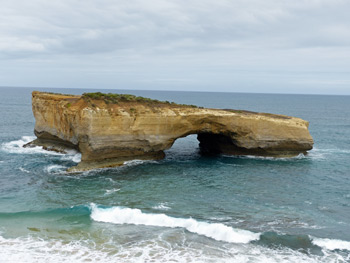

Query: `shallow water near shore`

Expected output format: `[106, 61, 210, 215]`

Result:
[0, 87, 350, 262]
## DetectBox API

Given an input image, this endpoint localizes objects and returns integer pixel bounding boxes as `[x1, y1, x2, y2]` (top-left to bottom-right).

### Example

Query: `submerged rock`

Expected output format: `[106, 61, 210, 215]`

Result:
[29, 91, 313, 171]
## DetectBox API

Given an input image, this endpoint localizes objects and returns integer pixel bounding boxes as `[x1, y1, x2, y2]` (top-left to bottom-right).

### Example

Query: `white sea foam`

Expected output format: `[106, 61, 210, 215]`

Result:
[1, 136, 60, 155]
[152, 202, 171, 210]
[0, 235, 110, 263]
[72, 153, 82, 163]
[0, 233, 346, 263]
[90, 204, 260, 244]
[312, 148, 350, 154]
[222, 153, 306, 161]
[45, 165, 67, 173]
[1, 136, 81, 169]
[223, 148, 350, 161]
[123, 159, 159, 167]
[1, 136, 81, 164]
[308, 148, 350, 161]
[265, 219, 324, 230]
[60, 151, 82, 163]
[75, 159, 157, 174]
[105, 188, 120, 195]
[123, 159, 145, 166]
[312, 237, 350, 251]
[19, 167, 30, 173]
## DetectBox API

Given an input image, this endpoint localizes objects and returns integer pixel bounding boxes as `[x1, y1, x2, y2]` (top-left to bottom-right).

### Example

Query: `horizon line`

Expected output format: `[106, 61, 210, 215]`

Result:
[1, 85, 349, 97]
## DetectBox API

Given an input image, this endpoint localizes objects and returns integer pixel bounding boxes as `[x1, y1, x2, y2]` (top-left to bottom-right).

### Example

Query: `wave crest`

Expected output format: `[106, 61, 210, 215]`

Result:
[312, 237, 350, 251]
[90, 204, 260, 244]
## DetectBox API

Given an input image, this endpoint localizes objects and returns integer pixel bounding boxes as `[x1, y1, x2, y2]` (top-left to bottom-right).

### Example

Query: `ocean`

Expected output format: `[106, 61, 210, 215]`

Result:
[0, 87, 349, 262]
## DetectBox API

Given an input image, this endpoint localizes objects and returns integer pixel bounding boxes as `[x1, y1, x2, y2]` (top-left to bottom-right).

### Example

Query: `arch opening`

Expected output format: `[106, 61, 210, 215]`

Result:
[164, 132, 245, 160]
[164, 134, 201, 161]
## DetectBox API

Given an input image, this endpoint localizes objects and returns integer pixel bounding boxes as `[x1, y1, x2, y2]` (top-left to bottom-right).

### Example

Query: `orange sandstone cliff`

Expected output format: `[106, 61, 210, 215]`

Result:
[27, 91, 314, 171]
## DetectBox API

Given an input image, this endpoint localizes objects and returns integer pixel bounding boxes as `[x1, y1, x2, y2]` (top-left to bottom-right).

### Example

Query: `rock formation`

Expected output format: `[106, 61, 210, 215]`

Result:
[26, 91, 314, 171]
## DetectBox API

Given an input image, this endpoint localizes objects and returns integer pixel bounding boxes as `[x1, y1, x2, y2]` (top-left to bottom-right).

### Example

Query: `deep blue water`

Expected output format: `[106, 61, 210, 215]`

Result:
[0, 87, 350, 262]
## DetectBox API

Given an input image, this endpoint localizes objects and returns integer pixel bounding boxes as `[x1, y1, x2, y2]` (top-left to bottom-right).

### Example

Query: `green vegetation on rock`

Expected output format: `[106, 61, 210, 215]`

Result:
[82, 92, 199, 108]
[82, 92, 162, 104]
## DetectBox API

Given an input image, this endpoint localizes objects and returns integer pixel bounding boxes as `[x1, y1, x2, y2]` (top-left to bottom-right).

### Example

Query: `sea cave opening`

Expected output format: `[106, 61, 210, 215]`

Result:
[164, 132, 238, 161]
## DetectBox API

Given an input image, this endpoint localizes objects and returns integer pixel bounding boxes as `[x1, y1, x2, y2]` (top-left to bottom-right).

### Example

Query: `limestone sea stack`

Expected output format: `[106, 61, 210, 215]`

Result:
[27, 91, 314, 171]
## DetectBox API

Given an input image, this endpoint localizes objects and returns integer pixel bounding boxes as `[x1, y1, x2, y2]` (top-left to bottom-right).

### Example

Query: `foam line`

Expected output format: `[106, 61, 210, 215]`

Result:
[2, 233, 341, 263]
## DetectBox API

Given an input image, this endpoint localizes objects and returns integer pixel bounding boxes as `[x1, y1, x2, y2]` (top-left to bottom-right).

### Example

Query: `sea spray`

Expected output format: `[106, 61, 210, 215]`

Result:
[2, 136, 81, 164]
[90, 204, 260, 244]
[1, 136, 61, 155]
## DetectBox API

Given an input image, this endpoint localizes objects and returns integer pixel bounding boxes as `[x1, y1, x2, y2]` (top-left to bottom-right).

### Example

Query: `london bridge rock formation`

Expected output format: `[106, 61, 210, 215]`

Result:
[27, 91, 314, 171]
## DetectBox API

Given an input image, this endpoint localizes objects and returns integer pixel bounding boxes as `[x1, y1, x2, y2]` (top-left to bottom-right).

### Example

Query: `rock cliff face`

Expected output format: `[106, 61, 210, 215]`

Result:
[28, 91, 314, 171]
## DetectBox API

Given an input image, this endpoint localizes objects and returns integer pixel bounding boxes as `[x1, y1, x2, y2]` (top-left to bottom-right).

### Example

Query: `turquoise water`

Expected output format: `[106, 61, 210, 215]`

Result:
[0, 87, 350, 262]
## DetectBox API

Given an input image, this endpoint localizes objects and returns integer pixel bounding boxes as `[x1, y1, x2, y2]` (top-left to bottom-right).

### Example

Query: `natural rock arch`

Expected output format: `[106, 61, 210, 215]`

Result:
[28, 92, 314, 171]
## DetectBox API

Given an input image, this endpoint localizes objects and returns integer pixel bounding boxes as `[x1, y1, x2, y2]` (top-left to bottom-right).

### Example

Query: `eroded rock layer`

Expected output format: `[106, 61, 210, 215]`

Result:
[28, 91, 314, 171]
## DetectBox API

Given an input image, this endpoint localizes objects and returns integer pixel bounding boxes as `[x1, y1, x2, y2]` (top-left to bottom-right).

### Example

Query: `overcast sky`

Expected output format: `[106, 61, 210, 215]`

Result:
[1, 0, 350, 94]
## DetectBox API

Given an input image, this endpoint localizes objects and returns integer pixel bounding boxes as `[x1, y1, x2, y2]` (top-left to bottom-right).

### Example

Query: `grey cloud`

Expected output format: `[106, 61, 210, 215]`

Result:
[0, 0, 350, 94]
[2, 0, 349, 56]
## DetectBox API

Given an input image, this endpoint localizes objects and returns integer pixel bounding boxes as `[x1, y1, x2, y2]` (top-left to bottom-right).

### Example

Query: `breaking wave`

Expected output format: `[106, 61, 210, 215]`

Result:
[1, 205, 349, 262]
[90, 204, 260, 244]
[312, 237, 350, 251]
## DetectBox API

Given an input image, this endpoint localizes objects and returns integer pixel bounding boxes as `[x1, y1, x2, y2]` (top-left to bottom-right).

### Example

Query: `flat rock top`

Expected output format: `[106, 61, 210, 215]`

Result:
[32, 91, 302, 124]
